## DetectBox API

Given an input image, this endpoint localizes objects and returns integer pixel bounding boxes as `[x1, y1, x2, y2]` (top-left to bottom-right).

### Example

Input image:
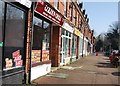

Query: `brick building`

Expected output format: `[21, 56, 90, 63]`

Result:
[25, 0, 95, 82]
[0, 0, 95, 84]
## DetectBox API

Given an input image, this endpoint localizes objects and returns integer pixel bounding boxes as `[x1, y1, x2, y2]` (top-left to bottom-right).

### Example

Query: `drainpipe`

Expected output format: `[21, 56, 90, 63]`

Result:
[28, 2, 34, 84]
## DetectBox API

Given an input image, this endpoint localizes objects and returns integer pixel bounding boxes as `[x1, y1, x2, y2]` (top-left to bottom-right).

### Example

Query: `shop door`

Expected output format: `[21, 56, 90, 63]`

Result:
[2, 3, 27, 84]
[60, 36, 70, 65]
[60, 36, 64, 65]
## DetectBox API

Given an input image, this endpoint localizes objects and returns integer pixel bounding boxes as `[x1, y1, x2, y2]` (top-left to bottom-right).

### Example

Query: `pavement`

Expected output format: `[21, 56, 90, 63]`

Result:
[32, 53, 120, 85]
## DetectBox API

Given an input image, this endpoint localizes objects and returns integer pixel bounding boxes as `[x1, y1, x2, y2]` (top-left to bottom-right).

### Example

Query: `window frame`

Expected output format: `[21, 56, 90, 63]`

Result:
[75, 9, 77, 26]
[2, 2, 28, 72]
[54, 0, 58, 9]
[31, 14, 51, 66]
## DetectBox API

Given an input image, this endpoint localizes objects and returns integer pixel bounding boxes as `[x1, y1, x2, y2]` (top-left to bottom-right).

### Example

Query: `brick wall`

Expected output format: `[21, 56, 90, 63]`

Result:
[26, 10, 32, 74]
[51, 26, 61, 67]
[58, 1, 64, 15]
[49, 0, 54, 6]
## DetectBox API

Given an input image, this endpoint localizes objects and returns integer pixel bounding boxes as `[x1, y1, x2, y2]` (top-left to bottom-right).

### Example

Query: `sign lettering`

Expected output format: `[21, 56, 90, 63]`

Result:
[35, 1, 63, 26]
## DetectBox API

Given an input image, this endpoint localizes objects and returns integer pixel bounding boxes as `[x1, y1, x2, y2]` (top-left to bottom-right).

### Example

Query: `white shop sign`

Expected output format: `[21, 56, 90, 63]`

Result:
[15, 0, 32, 8]
[62, 22, 74, 33]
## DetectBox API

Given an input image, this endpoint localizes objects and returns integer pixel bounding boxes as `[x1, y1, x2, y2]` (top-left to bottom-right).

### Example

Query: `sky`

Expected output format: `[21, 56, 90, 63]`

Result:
[81, 1, 118, 36]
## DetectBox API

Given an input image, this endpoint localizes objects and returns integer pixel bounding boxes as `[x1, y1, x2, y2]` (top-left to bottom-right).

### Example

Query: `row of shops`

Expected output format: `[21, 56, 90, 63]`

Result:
[0, 0, 94, 84]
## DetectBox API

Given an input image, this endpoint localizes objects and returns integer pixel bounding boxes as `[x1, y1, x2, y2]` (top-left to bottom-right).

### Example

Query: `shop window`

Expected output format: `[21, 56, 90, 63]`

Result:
[79, 38, 83, 54]
[62, 29, 71, 58]
[66, 30, 68, 36]
[0, 0, 4, 71]
[64, 0, 67, 17]
[3, 4, 26, 70]
[75, 10, 77, 25]
[62, 29, 65, 35]
[72, 35, 77, 56]
[32, 16, 50, 64]
[64, 38, 68, 57]
[78, 15, 79, 28]
[34, 16, 42, 28]
[42, 21, 50, 62]
[69, 32, 71, 37]
[32, 16, 42, 64]
[54, 0, 58, 9]
[69, 2, 73, 21]
[68, 39, 71, 56]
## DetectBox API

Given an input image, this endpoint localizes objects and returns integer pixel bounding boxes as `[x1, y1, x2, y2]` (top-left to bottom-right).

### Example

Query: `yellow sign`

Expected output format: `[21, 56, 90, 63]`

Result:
[74, 28, 80, 37]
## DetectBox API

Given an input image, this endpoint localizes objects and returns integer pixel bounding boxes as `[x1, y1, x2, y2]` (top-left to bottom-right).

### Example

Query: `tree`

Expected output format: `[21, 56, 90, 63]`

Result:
[105, 21, 119, 50]
[95, 34, 104, 52]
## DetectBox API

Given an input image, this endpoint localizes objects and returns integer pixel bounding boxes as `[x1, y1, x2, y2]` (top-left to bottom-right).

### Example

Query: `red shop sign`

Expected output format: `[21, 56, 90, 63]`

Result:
[35, 0, 63, 26]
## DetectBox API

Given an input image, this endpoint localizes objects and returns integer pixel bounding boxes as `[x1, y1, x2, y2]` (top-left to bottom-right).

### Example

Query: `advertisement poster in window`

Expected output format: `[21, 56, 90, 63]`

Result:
[12, 50, 23, 67]
[5, 50, 23, 70]
[32, 50, 41, 64]
[42, 50, 49, 61]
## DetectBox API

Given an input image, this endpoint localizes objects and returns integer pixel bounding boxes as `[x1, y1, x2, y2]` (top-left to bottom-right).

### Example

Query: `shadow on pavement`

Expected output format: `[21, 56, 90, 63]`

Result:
[111, 72, 120, 76]
[95, 62, 115, 68]
[106, 60, 110, 62]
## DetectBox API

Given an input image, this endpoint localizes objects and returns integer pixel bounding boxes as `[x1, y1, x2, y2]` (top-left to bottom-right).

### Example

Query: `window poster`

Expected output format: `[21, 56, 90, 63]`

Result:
[12, 50, 23, 67]
[32, 50, 41, 64]
[5, 50, 23, 70]
[42, 50, 49, 61]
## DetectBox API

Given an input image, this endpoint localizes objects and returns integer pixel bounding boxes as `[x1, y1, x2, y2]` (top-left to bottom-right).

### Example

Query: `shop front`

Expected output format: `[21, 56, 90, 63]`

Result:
[0, 1, 3, 85]
[71, 28, 80, 62]
[84, 37, 88, 56]
[90, 44, 93, 53]
[60, 22, 74, 65]
[86, 38, 91, 55]
[0, 0, 31, 84]
[30, 1, 63, 81]
[79, 33, 83, 58]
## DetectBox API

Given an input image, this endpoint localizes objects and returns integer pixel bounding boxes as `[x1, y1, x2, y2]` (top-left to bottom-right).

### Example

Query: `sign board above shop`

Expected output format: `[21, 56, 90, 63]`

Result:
[35, 0, 64, 26]
[15, 0, 32, 8]
[62, 22, 74, 33]
[74, 28, 80, 37]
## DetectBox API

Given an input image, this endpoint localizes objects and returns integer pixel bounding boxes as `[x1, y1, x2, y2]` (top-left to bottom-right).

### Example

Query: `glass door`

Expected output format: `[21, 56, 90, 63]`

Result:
[60, 36, 70, 65]
[60, 36, 64, 65]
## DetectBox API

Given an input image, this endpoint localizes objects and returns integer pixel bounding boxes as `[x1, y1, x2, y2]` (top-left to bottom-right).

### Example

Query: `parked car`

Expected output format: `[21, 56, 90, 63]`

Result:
[112, 50, 119, 55]
[109, 50, 120, 68]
